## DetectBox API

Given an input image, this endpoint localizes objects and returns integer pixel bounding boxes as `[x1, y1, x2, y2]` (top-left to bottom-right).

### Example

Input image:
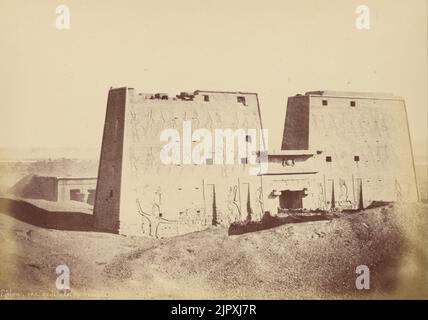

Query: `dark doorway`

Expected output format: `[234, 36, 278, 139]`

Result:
[70, 189, 85, 202]
[279, 190, 303, 209]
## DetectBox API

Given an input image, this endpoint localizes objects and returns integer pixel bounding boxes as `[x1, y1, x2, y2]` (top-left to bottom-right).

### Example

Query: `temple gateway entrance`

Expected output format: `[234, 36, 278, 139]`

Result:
[279, 190, 304, 210]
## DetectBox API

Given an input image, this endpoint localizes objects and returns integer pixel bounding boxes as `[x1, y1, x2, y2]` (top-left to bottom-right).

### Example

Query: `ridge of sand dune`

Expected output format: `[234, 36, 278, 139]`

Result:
[0, 201, 427, 299]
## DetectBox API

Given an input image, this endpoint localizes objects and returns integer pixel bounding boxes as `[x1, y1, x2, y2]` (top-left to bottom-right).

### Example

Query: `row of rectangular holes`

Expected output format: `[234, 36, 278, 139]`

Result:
[322, 100, 356, 107]
[179, 157, 361, 164]
[204, 158, 248, 165]
[193, 135, 252, 143]
[190, 157, 363, 164]
[180, 210, 201, 214]
[203, 95, 247, 105]
[178, 187, 200, 191]
[326, 156, 359, 162]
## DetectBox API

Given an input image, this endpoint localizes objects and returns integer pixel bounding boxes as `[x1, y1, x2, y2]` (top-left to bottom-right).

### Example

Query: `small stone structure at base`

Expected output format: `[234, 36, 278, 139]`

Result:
[12, 175, 97, 205]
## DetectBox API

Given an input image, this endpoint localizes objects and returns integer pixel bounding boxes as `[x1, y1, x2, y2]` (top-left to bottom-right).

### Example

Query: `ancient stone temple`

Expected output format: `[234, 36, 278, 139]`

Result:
[93, 88, 418, 238]
[262, 91, 418, 214]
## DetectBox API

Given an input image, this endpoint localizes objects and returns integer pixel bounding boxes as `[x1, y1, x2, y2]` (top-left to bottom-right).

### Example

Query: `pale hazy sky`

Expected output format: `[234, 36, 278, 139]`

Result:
[0, 0, 426, 157]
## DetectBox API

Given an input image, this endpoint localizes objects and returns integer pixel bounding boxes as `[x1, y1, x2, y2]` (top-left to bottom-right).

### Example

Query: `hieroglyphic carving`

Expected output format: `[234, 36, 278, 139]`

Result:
[317, 182, 325, 210]
[395, 179, 402, 202]
[255, 186, 264, 221]
[338, 178, 353, 209]
[225, 185, 241, 223]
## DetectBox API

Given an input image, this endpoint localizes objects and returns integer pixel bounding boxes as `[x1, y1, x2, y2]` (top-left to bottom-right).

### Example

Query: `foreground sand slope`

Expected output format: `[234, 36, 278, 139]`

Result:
[0, 201, 427, 299]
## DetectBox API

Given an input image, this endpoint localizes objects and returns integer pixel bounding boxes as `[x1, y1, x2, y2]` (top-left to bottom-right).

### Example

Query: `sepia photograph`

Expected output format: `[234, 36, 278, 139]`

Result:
[0, 0, 427, 306]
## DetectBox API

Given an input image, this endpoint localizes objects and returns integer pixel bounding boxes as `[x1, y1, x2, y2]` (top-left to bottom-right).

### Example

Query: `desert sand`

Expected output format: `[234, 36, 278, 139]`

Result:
[0, 198, 426, 299]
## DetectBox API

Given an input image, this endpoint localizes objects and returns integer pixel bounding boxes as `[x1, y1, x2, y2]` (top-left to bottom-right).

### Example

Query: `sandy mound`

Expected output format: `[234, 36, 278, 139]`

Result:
[0, 201, 427, 299]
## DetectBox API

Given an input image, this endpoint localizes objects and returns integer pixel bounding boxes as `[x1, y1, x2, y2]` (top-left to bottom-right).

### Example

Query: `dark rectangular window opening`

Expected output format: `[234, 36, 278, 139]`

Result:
[279, 190, 303, 210]
[354, 155, 360, 162]
[350, 101, 356, 107]
[206, 158, 213, 165]
[322, 100, 328, 106]
[245, 135, 252, 143]
[109, 190, 113, 198]
[241, 157, 248, 164]
[237, 96, 246, 106]
[70, 189, 84, 202]
[326, 156, 332, 162]
[203, 95, 209, 102]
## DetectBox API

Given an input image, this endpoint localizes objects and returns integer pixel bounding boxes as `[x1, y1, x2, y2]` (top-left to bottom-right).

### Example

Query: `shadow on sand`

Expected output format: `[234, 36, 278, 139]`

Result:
[0, 197, 94, 231]
[228, 212, 333, 236]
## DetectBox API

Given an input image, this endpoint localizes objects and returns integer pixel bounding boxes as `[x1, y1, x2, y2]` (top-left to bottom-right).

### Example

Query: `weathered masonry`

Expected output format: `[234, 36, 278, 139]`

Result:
[14, 175, 97, 204]
[263, 91, 418, 213]
[94, 88, 418, 238]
